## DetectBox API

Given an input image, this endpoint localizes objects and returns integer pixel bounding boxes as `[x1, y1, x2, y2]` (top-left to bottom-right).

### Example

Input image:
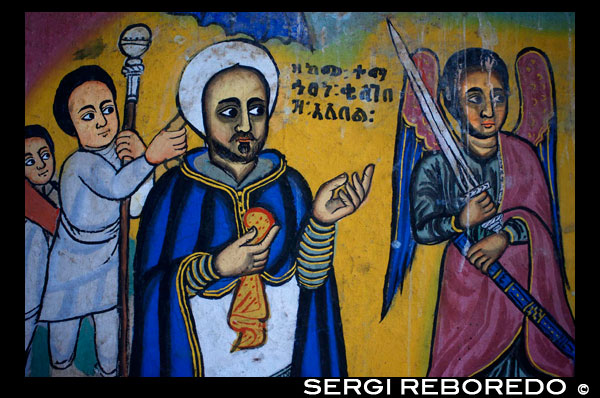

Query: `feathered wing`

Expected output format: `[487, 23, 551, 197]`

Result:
[381, 49, 440, 320]
[513, 47, 567, 287]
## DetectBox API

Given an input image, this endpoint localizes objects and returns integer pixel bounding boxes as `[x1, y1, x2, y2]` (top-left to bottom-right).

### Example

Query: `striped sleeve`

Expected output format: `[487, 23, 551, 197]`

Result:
[502, 218, 529, 244]
[296, 218, 336, 290]
[181, 253, 221, 297]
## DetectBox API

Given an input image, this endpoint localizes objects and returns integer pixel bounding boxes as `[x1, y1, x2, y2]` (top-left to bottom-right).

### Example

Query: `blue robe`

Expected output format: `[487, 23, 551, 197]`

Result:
[130, 147, 347, 377]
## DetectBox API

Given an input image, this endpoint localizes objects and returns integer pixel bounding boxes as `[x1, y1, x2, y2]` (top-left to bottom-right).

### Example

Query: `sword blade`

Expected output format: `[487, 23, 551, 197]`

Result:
[388, 20, 575, 358]
[387, 19, 479, 194]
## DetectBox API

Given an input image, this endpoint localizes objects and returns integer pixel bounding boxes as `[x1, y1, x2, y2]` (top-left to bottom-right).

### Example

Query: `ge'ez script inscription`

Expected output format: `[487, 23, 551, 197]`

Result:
[289, 63, 395, 123]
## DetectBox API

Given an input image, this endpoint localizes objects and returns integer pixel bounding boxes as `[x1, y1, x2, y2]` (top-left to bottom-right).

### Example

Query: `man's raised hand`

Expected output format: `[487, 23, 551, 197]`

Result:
[144, 127, 188, 165]
[312, 164, 375, 225]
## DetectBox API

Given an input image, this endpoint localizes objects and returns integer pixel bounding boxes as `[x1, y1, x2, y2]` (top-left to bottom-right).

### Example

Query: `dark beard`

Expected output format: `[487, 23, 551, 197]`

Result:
[208, 135, 265, 163]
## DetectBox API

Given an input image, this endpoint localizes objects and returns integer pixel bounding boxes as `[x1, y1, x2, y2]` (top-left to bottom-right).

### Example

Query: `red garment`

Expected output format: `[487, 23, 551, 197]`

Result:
[428, 133, 575, 377]
[24, 179, 59, 235]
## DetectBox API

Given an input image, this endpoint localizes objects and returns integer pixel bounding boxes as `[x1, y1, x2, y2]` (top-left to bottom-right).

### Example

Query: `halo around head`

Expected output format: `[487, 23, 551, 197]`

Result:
[177, 39, 280, 137]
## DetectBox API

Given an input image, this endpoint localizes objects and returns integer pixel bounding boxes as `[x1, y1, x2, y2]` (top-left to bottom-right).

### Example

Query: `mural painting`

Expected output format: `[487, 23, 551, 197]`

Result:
[25, 12, 576, 379]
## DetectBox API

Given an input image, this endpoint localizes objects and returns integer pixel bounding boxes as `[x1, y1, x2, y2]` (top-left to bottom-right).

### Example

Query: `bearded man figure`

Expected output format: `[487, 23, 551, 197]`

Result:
[130, 39, 374, 377]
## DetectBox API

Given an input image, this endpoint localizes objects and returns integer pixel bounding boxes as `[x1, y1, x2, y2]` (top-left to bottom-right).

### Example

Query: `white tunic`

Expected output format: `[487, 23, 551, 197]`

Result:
[25, 180, 58, 319]
[39, 141, 153, 321]
[190, 282, 299, 377]
[25, 219, 50, 321]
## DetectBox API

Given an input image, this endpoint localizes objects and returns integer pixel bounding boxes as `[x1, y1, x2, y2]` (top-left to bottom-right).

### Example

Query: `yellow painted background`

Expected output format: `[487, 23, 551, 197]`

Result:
[25, 12, 575, 376]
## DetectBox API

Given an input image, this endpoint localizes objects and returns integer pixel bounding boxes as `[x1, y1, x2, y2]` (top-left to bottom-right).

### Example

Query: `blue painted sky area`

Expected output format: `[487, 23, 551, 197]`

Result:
[305, 12, 574, 50]
[165, 12, 573, 56]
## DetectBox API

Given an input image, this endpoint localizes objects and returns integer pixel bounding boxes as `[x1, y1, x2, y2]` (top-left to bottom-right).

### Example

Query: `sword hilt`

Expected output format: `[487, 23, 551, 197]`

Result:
[481, 214, 504, 233]
[464, 182, 490, 199]
[463, 182, 504, 234]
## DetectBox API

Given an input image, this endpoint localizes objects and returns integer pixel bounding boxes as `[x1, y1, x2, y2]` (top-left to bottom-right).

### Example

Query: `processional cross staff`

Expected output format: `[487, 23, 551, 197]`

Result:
[386, 19, 575, 361]
[117, 23, 152, 377]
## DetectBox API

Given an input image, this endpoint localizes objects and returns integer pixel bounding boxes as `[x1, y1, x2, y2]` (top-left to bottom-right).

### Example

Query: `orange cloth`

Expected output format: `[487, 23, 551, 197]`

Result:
[228, 274, 269, 352]
[227, 207, 275, 352]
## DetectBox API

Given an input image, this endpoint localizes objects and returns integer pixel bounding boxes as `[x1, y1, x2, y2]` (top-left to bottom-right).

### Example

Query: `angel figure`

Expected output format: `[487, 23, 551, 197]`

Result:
[381, 45, 574, 377]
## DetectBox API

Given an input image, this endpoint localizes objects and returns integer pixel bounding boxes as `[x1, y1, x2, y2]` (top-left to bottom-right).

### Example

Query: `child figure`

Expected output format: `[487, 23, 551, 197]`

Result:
[37, 65, 186, 376]
[25, 124, 60, 375]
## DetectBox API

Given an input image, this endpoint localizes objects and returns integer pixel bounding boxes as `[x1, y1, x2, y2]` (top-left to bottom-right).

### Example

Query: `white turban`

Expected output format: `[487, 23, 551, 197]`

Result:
[177, 39, 280, 137]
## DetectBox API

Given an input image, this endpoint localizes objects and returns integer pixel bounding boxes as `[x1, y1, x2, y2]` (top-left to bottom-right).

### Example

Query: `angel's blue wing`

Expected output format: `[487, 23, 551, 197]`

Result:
[381, 49, 440, 320]
[513, 47, 567, 286]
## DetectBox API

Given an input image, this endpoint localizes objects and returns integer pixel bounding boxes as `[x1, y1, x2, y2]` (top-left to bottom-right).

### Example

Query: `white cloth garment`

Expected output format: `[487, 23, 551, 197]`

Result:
[39, 140, 153, 321]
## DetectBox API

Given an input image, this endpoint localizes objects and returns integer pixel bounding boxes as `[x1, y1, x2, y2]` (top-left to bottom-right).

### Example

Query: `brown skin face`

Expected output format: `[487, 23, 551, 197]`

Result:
[203, 67, 269, 166]
[67, 81, 120, 149]
[25, 137, 54, 186]
[459, 69, 508, 140]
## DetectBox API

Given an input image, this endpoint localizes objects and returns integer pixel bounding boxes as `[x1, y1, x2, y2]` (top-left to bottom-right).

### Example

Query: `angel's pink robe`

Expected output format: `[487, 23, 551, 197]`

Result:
[428, 133, 575, 377]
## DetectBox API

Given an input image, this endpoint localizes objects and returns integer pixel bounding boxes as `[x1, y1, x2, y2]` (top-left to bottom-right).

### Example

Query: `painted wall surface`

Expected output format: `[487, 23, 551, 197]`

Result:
[25, 12, 575, 377]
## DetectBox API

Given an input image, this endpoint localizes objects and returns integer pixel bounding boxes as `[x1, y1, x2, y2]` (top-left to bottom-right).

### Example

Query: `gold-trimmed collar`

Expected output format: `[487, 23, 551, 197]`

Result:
[179, 149, 290, 298]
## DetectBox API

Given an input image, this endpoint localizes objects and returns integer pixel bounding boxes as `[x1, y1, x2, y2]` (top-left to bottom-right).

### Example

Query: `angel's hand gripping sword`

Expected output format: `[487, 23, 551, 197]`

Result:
[387, 19, 574, 360]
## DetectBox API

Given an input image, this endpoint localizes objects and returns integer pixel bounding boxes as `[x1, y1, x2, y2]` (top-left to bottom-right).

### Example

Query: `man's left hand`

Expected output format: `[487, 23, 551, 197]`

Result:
[312, 164, 375, 225]
[466, 231, 510, 274]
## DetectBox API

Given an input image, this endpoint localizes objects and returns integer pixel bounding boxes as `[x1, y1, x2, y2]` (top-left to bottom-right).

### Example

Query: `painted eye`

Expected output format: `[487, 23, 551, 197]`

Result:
[40, 151, 51, 161]
[102, 105, 115, 115]
[25, 158, 35, 167]
[249, 105, 265, 116]
[82, 112, 95, 121]
[492, 93, 506, 104]
[467, 94, 483, 105]
[219, 107, 238, 118]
